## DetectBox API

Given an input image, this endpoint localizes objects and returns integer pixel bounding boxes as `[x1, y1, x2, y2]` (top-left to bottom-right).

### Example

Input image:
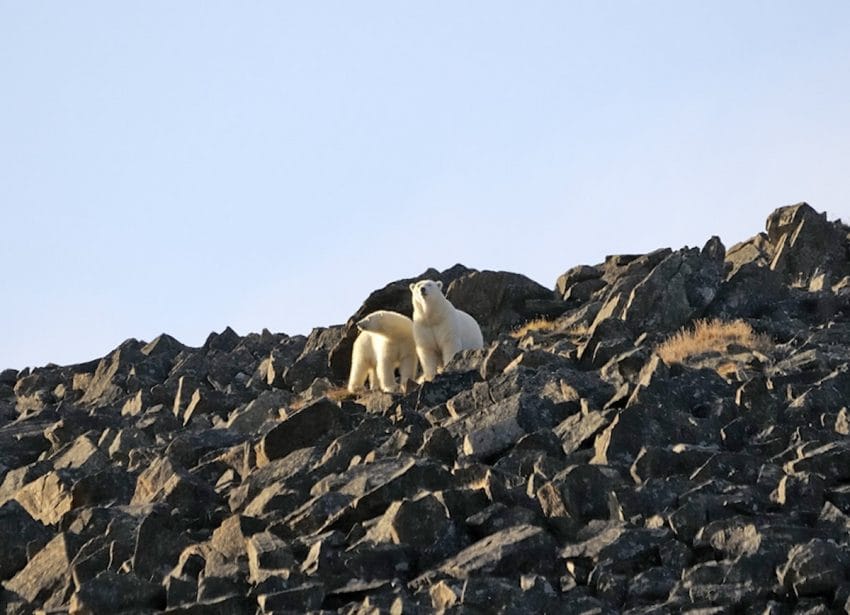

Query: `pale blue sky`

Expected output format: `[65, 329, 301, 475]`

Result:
[2, 2, 849, 370]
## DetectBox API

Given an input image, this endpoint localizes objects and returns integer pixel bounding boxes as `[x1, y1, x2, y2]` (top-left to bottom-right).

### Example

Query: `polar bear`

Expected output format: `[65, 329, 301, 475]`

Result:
[409, 279, 484, 381]
[348, 310, 418, 394]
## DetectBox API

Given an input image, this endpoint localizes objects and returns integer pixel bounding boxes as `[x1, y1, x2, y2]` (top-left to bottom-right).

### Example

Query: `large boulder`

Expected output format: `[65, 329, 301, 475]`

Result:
[620, 237, 726, 335]
[766, 203, 850, 286]
[445, 269, 565, 339]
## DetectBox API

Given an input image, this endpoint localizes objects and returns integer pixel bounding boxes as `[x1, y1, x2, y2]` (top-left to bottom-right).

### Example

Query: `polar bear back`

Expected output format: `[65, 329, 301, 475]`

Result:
[359, 310, 414, 340]
[348, 309, 418, 393]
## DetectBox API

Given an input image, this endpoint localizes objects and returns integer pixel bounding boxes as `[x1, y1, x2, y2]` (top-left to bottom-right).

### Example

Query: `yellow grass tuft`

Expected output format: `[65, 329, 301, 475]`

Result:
[510, 318, 590, 340]
[289, 386, 352, 411]
[323, 386, 354, 402]
[656, 319, 772, 365]
[510, 318, 559, 339]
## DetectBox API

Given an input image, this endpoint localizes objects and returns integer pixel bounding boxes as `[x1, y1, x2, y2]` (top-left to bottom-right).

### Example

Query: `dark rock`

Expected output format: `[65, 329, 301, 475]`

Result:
[445, 269, 563, 340]
[417, 426, 457, 466]
[323, 458, 454, 534]
[448, 392, 558, 460]
[261, 335, 308, 388]
[364, 494, 456, 554]
[785, 440, 850, 484]
[257, 583, 326, 612]
[414, 370, 480, 411]
[430, 523, 558, 580]
[770, 472, 827, 512]
[171, 378, 228, 426]
[315, 416, 393, 475]
[4, 532, 82, 609]
[165, 430, 246, 470]
[767, 203, 850, 286]
[629, 445, 716, 484]
[14, 469, 79, 525]
[203, 326, 241, 354]
[579, 316, 634, 369]
[777, 538, 849, 597]
[620, 240, 725, 334]
[480, 339, 522, 380]
[246, 531, 294, 581]
[557, 264, 604, 297]
[80, 339, 163, 407]
[465, 499, 535, 531]
[0, 500, 52, 581]
[133, 505, 197, 582]
[163, 594, 250, 614]
[225, 389, 288, 434]
[283, 325, 345, 392]
[131, 456, 221, 521]
[196, 573, 249, 603]
[5, 409, 55, 452]
[726, 231, 774, 275]
[69, 569, 164, 613]
[255, 398, 354, 466]
[556, 464, 625, 525]
[0, 369, 18, 387]
[627, 566, 678, 604]
[556, 406, 613, 455]
[339, 543, 414, 582]
[594, 361, 733, 466]
[708, 261, 787, 319]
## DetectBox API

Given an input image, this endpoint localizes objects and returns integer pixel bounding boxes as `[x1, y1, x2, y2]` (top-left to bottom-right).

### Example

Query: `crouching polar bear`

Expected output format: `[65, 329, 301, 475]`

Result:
[410, 279, 484, 381]
[348, 310, 418, 394]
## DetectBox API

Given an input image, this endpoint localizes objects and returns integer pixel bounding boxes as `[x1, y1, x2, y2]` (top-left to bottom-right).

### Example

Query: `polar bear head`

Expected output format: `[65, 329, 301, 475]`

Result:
[356, 310, 414, 338]
[410, 279, 450, 317]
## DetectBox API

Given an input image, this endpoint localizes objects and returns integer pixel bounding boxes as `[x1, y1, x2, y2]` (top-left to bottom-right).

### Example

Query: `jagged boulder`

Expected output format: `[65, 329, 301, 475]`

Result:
[767, 203, 850, 286]
[620, 237, 726, 334]
[445, 269, 565, 339]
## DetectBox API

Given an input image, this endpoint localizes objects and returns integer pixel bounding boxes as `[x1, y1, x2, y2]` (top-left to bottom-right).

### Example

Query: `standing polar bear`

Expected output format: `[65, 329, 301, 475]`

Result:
[348, 310, 418, 394]
[410, 279, 484, 381]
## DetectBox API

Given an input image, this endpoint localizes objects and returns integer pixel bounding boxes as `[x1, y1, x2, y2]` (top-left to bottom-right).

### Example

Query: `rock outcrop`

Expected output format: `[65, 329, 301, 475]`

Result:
[2, 202, 850, 613]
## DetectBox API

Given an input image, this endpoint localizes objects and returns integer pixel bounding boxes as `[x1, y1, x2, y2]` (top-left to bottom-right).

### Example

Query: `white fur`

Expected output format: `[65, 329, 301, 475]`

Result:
[409, 279, 484, 381]
[348, 310, 418, 394]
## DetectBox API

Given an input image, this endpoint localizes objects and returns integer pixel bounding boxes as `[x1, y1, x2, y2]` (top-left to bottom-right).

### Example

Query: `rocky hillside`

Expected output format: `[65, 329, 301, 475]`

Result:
[2, 202, 850, 613]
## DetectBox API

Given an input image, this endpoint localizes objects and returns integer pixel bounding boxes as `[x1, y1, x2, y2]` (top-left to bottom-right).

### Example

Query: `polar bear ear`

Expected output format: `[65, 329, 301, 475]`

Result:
[409, 283, 416, 292]
[436, 281, 443, 290]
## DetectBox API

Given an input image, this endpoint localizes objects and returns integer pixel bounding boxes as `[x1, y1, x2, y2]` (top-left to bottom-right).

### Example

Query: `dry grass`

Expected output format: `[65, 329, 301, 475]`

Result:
[323, 386, 354, 402]
[510, 318, 590, 340]
[289, 385, 352, 411]
[656, 319, 772, 365]
[510, 318, 559, 339]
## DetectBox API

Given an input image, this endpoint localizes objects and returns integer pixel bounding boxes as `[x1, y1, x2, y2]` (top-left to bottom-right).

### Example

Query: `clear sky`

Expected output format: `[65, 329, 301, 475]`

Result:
[2, 2, 849, 371]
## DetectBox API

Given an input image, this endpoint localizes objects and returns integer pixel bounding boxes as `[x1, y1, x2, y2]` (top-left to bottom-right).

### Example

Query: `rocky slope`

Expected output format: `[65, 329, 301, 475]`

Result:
[2, 202, 850, 614]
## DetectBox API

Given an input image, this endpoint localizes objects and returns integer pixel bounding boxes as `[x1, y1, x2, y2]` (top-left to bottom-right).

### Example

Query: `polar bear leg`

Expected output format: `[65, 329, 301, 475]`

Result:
[440, 337, 463, 368]
[348, 357, 371, 393]
[418, 347, 440, 382]
[398, 354, 418, 393]
[365, 368, 377, 391]
[376, 359, 397, 393]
